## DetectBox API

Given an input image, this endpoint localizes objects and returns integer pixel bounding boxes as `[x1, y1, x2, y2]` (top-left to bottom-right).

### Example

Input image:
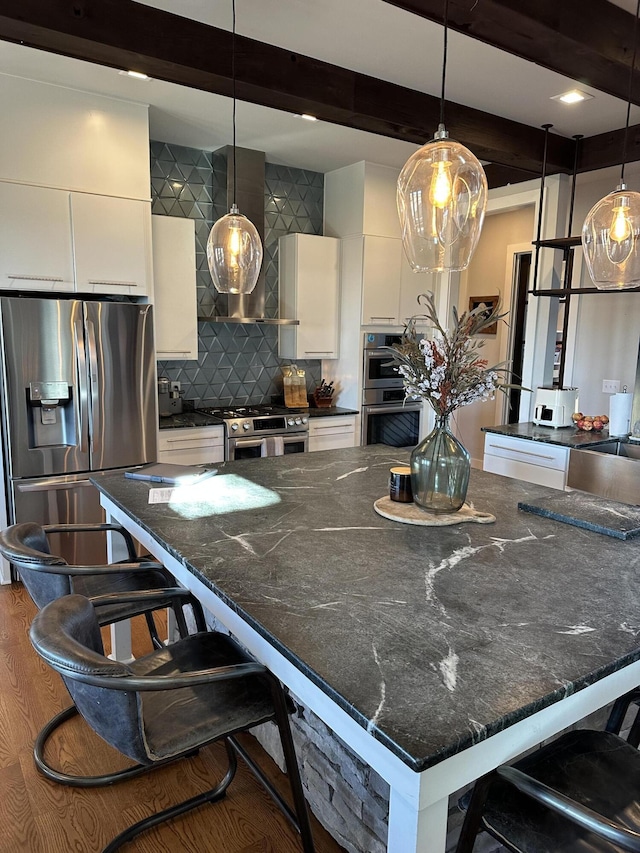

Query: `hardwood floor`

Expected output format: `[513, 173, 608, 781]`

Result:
[0, 582, 345, 853]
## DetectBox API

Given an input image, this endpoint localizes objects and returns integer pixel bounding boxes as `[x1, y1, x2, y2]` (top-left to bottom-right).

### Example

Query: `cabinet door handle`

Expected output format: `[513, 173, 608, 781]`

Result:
[490, 443, 554, 460]
[304, 351, 332, 356]
[88, 280, 138, 287]
[164, 437, 220, 444]
[312, 425, 351, 433]
[368, 316, 396, 322]
[8, 274, 64, 282]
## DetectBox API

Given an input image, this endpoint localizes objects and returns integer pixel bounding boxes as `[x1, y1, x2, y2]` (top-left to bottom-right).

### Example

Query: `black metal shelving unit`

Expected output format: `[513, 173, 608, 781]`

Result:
[528, 131, 640, 387]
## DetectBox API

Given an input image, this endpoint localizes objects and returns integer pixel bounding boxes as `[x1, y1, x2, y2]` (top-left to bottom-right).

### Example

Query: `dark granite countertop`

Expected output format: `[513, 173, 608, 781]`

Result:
[159, 406, 358, 430]
[159, 412, 223, 430]
[483, 421, 618, 449]
[92, 445, 640, 773]
[291, 406, 359, 418]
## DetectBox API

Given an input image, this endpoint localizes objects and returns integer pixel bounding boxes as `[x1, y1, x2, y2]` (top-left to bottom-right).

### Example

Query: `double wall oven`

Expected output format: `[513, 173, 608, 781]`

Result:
[196, 405, 308, 460]
[361, 333, 422, 447]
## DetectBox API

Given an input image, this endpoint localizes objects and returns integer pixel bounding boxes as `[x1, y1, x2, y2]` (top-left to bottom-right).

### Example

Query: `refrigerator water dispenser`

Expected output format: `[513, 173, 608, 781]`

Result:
[28, 380, 74, 447]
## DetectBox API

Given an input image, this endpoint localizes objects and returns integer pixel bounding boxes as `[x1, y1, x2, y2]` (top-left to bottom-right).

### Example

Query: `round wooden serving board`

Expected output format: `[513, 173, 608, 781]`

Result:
[374, 497, 496, 526]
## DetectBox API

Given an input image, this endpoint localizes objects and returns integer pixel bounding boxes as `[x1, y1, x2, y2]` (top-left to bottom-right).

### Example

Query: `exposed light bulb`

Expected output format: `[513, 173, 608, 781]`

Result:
[430, 160, 453, 208]
[610, 197, 632, 243]
[229, 225, 242, 266]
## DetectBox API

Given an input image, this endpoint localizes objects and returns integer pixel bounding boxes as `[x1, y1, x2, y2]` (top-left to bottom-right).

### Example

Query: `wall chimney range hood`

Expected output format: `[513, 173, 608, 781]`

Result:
[200, 146, 298, 325]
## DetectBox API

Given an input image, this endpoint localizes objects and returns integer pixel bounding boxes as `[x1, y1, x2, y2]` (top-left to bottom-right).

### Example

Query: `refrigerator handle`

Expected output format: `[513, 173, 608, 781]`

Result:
[85, 318, 101, 453]
[74, 314, 90, 454]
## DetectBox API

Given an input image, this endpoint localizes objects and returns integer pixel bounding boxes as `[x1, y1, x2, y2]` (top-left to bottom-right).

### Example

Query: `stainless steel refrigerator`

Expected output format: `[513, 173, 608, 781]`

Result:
[0, 296, 157, 567]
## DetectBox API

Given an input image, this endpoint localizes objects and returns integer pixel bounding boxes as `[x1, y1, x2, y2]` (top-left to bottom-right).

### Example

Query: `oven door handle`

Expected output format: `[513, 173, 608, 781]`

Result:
[229, 436, 267, 456]
[362, 403, 422, 415]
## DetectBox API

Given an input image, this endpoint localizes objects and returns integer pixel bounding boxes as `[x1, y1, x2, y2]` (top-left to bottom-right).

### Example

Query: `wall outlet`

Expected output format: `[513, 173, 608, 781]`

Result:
[602, 379, 620, 394]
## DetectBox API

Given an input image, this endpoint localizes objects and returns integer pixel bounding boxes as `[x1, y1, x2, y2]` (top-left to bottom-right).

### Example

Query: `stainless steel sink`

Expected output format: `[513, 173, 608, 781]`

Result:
[578, 440, 640, 459]
[567, 441, 640, 504]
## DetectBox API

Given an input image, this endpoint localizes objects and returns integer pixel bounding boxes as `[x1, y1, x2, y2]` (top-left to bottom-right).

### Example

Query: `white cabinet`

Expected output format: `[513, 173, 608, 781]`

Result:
[158, 427, 225, 466]
[0, 182, 74, 292]
[0, 75, 150, 200]
[152, 216, 198, 360]
[71, 194, 151, 296]
[483, 432, 569, 490]
[342, 235, 420, 327]
[308, 415, 357, 452]
[278, 233, 340, 359]
[400, 254, 430, 326]
[361, 235, 402, 325]
[0, 182, 151, 296]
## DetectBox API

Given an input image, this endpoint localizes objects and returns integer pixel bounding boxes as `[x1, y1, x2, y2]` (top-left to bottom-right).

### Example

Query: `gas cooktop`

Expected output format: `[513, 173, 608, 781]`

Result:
[196, 404, 288, 419]
[194, 404, 309, 438]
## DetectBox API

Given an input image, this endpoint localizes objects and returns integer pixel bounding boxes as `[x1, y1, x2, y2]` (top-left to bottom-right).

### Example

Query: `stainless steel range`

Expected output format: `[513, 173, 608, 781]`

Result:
[196, 405, 309, 460]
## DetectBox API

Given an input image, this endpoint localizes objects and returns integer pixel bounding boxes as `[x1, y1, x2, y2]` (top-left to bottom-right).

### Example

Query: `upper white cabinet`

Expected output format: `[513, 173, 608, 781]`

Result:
[0, 76, 150, 200]
[0, 182, 152, 296]
[360, 235, 403, 325]
[0, 182, 74, 292]
[152, 215, 198, 360]
[278, 233, 340, 359]
[71, 194, 151, 296]
[324, 162, 401, 239]
[400, 254, 430, 326]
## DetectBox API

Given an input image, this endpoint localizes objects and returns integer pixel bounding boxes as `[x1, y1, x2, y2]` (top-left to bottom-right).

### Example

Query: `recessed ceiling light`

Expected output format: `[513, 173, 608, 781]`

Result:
[551, 89, 593, 105]
[118, 70, 151, 81]
[294, 113, 318, 122]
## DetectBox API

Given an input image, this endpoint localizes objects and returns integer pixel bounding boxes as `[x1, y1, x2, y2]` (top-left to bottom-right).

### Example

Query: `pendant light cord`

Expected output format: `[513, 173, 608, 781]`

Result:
[439, 0, 449, 128]
[232, 0, 237, 207]
[621, 0, 640, 184]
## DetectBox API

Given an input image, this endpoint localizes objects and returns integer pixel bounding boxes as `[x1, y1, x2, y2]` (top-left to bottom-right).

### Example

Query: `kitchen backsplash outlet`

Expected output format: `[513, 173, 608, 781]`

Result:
[151, 140, 322, 406]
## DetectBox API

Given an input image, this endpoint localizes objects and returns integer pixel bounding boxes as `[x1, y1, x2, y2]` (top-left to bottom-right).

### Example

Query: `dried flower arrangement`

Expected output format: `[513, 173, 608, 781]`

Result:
[387, 291, 513, 419]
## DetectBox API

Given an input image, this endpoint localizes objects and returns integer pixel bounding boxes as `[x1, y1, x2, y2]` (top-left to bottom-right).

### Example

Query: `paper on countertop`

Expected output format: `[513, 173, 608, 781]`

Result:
[149, 487, 174, 504]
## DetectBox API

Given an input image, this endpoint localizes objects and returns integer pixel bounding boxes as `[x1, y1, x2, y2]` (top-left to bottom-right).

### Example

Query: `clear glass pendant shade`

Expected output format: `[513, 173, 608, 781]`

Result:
[397, 128, 488, 273]
[582, 185, 640, 290]
[207, 204, 263, 294]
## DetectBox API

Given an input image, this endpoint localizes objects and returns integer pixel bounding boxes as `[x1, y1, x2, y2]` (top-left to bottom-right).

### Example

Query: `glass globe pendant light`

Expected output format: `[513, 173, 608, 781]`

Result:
[582, 0, 640, 290]
[397, 0, 487, 273]
[207, 0, 262, 295]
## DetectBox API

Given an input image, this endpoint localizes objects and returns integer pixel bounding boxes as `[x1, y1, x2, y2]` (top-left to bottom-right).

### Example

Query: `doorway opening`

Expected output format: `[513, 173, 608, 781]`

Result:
[507, 251, 531, 424]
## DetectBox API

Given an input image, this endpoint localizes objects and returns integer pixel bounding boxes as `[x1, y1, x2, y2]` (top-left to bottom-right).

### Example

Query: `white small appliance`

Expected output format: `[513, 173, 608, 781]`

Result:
[532, 387, 579, 428]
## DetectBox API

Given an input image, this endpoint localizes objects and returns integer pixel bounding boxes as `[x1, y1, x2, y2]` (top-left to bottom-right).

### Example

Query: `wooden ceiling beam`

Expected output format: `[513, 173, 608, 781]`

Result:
[0, 0, 636, 181]
[0, 0, 573, 175]
[382, 0, 640, 105]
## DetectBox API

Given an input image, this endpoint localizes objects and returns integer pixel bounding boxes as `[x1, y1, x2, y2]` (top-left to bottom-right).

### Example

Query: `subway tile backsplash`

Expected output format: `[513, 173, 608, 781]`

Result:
[152, 141, 323, 406]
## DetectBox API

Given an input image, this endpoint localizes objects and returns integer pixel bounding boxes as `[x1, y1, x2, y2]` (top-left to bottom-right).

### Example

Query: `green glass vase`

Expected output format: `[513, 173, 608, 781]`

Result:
[410, 414, 470, 513]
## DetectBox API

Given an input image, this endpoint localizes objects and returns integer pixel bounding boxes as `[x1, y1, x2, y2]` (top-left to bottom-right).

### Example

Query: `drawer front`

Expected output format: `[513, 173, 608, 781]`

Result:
[158, 425, 224, 466]
[309, 417, 356, 437]
[483, 434, 568, 471]
[483, 454, 566, 490]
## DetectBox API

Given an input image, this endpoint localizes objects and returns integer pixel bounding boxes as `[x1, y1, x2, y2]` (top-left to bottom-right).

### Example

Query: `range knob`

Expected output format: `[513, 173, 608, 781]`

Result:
[295, 417, 302, 425]
[243, 422, 251, 431]
[231, 422, 239, 431]
[287, 418, 295, 426]
[301, 416, 308, 424]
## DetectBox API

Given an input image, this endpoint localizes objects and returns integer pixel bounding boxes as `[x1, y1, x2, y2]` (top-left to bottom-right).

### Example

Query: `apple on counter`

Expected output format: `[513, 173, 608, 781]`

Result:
[572, 412, 609, 432]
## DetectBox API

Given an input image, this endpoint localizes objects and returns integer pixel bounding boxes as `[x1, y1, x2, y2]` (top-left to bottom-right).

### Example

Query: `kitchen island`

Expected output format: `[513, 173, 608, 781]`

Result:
[93, 445, 640, 853]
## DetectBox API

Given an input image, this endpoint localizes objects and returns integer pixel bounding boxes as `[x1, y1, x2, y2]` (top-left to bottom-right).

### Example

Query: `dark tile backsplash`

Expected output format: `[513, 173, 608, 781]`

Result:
[151, 141, 323, 407]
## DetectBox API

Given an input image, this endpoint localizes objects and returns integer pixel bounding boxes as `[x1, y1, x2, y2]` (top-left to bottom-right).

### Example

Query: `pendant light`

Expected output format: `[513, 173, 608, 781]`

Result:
[207, 0, 262, 295]
[582, 0, 640, 290]
[397, 0, 487, 273]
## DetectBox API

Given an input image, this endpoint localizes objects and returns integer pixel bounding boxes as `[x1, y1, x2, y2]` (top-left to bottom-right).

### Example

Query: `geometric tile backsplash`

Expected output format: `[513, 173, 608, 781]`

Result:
[152, 140, 324, 407]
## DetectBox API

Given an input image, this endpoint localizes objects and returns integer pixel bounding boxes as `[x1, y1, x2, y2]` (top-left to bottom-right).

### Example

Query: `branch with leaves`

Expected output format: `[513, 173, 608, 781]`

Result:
[385, 292, 518, 418]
